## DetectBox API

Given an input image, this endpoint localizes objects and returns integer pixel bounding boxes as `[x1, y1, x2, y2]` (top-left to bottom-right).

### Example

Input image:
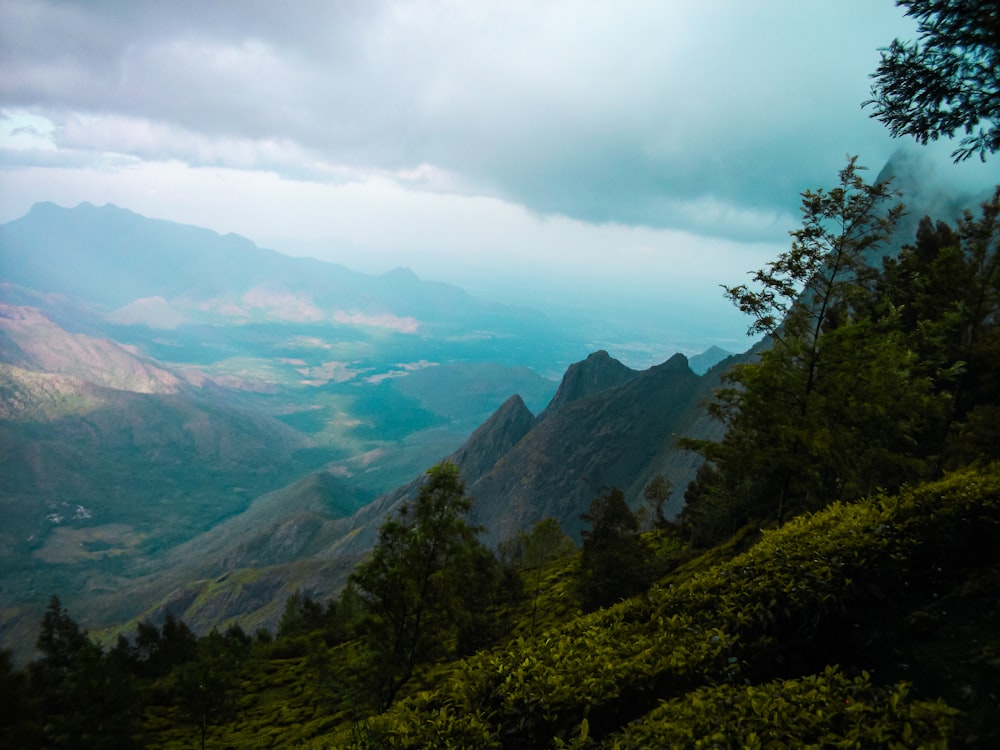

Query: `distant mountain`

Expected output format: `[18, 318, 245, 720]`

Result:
[0, 202, 543, 338]
[0, 203, 573, 659]
[688, 345, 732, 375]
[0, 302, 181, 399]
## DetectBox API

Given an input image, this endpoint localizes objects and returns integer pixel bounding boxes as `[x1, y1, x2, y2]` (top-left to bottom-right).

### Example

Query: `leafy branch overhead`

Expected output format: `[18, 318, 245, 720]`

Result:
[865, 0, 1000, 161]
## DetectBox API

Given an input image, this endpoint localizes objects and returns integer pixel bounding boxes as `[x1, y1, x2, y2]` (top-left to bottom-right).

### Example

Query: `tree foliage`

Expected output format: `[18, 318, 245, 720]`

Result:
[28, 596, 141, 749]
[641, 474, 673, 530]
[170, 627, 250, 750]
[681, 159, 925, 537]
[865, 0, 1000, 161]
[577, 487, 650, 611]
[879, 186, 1000, 466]
[349, 462, 494, 708]
[682, 161, 1000, 547]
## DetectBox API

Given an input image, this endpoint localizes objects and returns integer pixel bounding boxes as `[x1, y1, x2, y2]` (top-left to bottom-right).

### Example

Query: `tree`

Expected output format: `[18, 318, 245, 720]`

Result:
[115, 610, 198, 678]
[878, 187, 1000, 466]
[680, 159, 940, 543]
[349, 462, 492, 708]
[171, 628, 247, 750]
[30, 596, 141, 749]
[865, 0, 1000, 161]
[641, 474, 673, 530]
[1, 649, 38, 749]
[577, 488, 649, 611]
[277, 590, 327, 640]
[501, 518, 574, 633]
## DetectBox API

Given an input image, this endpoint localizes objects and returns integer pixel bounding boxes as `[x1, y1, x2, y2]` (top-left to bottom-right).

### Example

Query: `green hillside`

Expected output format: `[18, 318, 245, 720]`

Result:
[7, 464, 994, 748]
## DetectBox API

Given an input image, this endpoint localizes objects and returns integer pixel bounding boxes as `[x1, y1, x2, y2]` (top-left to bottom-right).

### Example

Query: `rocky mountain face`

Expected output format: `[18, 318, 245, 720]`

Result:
[96, 347, 738, 643]
[466, 352, 728, 544]
[538, 349, 638, 416]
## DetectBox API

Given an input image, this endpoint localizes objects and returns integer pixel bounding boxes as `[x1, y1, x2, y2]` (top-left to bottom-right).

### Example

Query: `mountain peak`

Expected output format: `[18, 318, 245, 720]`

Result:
[541, 349, 637, 417]
[688, 345, 732, 375]
[448, 394, 536, 483]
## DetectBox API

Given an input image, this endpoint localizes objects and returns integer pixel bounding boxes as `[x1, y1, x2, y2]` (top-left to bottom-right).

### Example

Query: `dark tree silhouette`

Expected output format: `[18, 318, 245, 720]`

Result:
[865, 0, 999, 161]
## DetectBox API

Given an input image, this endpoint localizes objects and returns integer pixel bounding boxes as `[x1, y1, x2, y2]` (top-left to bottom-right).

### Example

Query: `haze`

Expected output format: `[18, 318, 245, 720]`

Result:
[1, 0, 996, 359]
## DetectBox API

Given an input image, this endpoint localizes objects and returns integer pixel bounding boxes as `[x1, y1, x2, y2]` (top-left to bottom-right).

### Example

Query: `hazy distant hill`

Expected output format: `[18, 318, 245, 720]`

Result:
[0, 202, 548, 338]
[0, 203, 574, 660]
[688, 344, 732, 374]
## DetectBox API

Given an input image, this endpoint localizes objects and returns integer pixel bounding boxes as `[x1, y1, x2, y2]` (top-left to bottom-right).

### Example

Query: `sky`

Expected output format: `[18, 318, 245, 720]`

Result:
[0, 0, 996, 354]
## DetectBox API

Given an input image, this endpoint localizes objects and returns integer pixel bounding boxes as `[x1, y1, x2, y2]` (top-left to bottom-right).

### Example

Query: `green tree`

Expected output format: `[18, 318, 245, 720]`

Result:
[29, 596, 141, 749]
[171, 628, 247, 750]
[641, 474, 673, 530]
[278, 590, 327, 639]
[680, 160, 939, 543]
[504, 517, 574, 633]
[114, 610, 198, 678]
[0, 649, 38, 748]
[577, 488, 649, 611]
[865, 0, 999, 161]
[349, 462, 492, 708]
[879, 187, 1000, 466]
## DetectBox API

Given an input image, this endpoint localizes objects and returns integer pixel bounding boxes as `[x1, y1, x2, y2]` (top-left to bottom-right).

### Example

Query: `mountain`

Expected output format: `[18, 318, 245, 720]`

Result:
[538, 349, 637, 417]
[0, 201, 744, 657]
[0, 302, 181, 399]
[0, 202, 548, 341]
[467, 352, 727, 544]
[96, 347, 733, 641]
[688, 344, 732, 375]
[0, 203, 572, 658]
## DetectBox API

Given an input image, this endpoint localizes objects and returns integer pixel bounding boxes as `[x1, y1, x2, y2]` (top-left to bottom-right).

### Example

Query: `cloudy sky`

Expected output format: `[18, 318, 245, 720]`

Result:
[0, 1, 995, 351]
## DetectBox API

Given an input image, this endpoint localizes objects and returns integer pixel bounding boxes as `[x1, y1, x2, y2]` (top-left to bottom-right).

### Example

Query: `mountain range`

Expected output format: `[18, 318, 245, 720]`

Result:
[0, 202, 735, 660]
[2, 148, 982, 659]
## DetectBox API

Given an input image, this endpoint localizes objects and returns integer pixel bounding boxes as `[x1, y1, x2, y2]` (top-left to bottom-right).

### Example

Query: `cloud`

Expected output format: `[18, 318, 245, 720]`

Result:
[1, 0, 940, 241]
[1, 0, 996, 329]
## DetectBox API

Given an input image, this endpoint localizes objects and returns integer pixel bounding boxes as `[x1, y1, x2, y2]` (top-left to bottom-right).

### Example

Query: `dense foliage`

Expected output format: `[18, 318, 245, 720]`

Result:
[349, 462, 507, 708]
[680, 164, 999, 547]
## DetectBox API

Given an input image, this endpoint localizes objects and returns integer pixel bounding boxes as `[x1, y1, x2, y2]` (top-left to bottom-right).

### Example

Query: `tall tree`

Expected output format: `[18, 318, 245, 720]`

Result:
[879, 187, 1000, 466]
[577, 488, 649, 611]
[680, 160, 938, 542]
[29, 596, 141, 749]
[350, 462, 492, 708]
[865, 0, 1000, 161]
[171, 627, 249, 750]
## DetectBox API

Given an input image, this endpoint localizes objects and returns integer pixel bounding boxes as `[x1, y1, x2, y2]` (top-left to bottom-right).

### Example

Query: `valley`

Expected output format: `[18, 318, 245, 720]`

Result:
[0, 202, 734, 662]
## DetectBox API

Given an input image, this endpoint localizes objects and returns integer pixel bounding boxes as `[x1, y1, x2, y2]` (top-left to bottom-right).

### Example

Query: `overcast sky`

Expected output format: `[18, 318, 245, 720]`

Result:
[1, 1, 996, 350]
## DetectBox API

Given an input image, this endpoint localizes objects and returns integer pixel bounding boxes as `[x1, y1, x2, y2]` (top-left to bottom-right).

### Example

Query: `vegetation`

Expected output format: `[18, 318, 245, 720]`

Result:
[679, 163, 999, 548]
[349, 462, 504, 708]
[5, 160, 998, 748]
[3, 4, 998, 745]
[4, 456, 998, 747]
[865, 0, 999, 161]
[576, 487, 650, 611]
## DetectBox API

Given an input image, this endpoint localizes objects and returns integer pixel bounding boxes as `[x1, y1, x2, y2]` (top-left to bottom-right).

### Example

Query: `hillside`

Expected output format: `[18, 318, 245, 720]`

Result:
[118, 346, 728, 640]
[0, 202, 593, 659]
[15, 466, 992, 749]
